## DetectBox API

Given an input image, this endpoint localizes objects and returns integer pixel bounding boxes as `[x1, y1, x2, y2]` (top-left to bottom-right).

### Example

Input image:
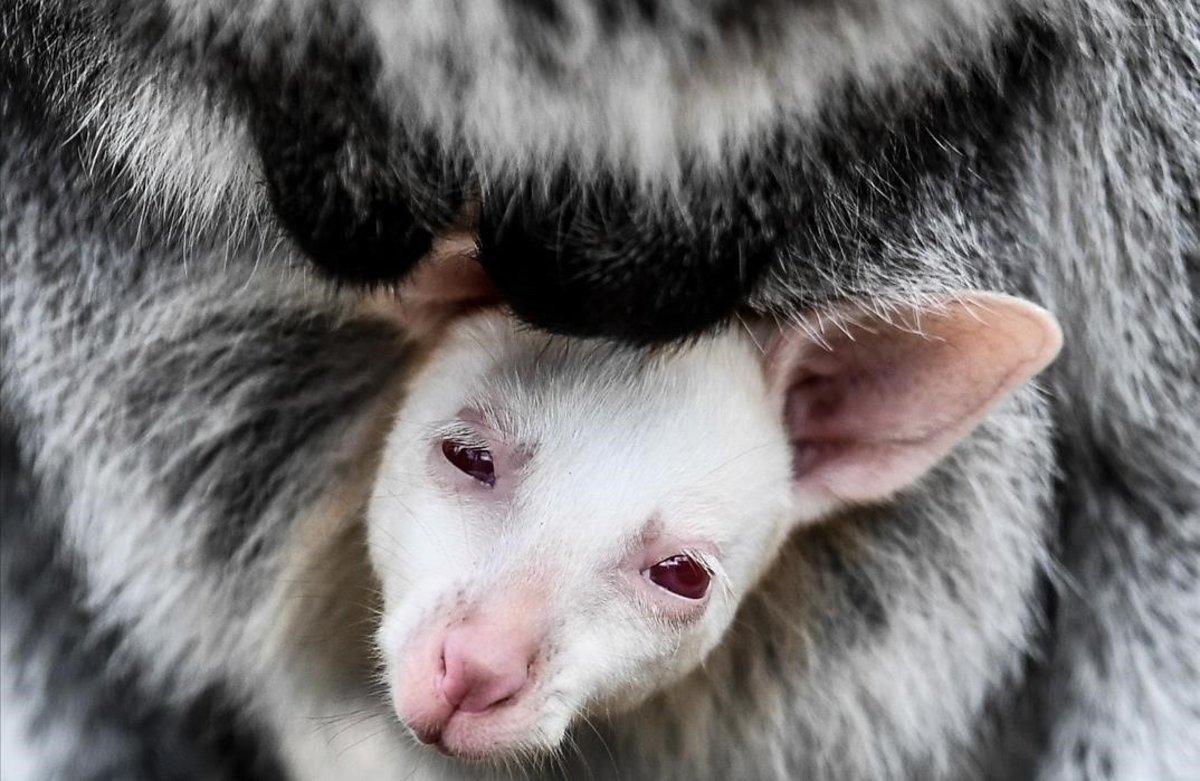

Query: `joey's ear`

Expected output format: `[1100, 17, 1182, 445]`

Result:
[764, 293, 1062, 512]
[365, 231, 500, 339]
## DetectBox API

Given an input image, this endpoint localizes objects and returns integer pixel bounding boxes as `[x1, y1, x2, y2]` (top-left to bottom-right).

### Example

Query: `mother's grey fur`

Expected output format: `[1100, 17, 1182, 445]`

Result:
[2, 0, 1198, 778]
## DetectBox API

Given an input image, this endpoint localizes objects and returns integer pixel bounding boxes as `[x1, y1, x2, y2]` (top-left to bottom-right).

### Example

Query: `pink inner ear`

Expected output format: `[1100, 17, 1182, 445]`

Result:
[770, 294, 1063, 508]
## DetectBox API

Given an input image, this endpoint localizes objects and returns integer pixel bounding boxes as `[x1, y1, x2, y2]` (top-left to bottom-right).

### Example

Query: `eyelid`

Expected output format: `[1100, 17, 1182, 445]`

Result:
[676, 548, 724, 581]
[637, 581, 709, 625]
[428, 421, 490, 450]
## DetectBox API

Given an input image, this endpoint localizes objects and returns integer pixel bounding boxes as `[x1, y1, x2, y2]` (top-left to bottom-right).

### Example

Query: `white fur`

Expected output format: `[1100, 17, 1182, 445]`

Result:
[309, 300, 1060, 778]
[364, 313, 793, 772]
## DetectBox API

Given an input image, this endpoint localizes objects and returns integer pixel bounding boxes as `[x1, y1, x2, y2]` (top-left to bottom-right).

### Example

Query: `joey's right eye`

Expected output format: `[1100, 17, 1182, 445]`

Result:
[645, 554, 711, 600]
[441, 440, 496, 487]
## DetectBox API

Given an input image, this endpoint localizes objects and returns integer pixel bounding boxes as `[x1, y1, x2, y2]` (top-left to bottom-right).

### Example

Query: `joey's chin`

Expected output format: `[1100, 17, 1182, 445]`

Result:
[440, 717, 565, 763]
[399, 698, 570, 764]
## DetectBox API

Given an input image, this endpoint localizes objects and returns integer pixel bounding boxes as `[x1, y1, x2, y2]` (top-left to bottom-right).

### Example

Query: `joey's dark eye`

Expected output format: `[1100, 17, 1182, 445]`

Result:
[441, 440, 496, 487]
[646, 555, 711, 600]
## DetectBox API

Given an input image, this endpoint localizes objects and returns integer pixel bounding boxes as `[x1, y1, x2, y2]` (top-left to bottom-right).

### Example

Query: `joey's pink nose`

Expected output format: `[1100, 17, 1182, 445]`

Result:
[437, 626, 535, 713]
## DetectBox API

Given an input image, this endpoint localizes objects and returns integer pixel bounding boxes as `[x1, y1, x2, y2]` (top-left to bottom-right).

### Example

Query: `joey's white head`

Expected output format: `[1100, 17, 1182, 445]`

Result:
[366, 252, 1062, 763]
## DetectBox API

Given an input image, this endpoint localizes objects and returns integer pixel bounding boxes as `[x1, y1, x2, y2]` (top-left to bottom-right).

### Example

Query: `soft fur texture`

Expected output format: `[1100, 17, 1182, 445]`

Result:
[1, 0, 1198, 779]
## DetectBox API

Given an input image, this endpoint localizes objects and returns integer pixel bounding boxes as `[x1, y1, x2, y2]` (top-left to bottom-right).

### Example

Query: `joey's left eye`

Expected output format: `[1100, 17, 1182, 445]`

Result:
[441, 440, 496, 487]
[645, 555, 711, 600]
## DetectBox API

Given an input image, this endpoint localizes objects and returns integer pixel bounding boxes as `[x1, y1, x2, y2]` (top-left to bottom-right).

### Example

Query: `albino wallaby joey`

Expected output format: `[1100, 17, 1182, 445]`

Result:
[365, 270, 1062, 770]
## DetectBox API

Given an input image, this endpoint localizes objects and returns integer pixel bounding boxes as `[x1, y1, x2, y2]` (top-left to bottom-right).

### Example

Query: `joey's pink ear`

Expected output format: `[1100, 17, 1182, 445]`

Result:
[364, 231, 500, 339]
[765, 293, 1062, 511]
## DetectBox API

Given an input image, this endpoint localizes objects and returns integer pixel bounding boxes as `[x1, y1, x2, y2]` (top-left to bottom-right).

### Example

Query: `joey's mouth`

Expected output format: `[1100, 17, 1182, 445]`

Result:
[401, 692, 564, 763]
[411, 724, 455, 759]
[411, 725, 458, 760]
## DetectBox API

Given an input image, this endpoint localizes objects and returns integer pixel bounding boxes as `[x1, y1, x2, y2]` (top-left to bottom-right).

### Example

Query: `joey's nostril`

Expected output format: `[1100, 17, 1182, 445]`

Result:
[458, 669, 528, 713]
[438, 628, 537, 714]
